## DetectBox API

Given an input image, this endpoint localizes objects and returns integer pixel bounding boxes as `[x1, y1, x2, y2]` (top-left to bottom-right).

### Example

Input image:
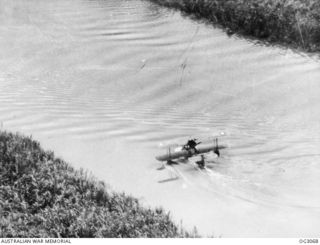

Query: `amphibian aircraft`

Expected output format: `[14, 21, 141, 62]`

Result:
[156, 138, 226, 169]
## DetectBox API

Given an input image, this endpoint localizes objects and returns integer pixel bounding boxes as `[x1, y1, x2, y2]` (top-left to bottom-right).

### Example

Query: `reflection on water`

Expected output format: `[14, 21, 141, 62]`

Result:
[1, 0, 320, 237]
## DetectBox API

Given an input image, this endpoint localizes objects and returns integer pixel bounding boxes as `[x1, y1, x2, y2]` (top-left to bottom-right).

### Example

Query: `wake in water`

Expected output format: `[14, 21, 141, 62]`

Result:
[156, 134, 320, 213]
[159, 156, 320, 212]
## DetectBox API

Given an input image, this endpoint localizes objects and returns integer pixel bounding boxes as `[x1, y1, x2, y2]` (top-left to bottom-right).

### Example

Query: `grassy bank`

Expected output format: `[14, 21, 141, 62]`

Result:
[0, 131, 197, 238]
[148, 0, 320, 52]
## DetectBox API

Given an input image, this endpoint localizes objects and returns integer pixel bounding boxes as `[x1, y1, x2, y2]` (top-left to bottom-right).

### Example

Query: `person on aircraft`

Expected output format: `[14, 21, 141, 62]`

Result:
[183, 138, 200, 153]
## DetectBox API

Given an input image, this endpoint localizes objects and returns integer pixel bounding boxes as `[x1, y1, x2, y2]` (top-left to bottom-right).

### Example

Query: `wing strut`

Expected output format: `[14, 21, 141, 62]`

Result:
[214, 138, 220, 157]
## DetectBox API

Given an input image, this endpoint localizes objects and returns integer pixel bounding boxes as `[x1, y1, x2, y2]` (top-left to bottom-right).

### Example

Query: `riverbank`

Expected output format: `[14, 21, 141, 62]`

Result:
[148, 0, 320, 52]
[0, 131, 198, 238]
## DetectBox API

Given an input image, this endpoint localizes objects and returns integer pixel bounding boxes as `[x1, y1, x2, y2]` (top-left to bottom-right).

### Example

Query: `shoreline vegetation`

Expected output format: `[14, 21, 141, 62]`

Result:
[148, 0, 320, 52]
[0, 131, 198, 238]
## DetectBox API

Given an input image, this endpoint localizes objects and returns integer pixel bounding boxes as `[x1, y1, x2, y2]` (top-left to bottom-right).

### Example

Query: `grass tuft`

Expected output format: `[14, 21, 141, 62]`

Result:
[0, 131, 199, 238]
[147, 0, 320, 52]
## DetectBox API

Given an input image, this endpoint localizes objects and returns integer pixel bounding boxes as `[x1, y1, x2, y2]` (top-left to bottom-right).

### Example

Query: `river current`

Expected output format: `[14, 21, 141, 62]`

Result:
[0, 0, 320, 237]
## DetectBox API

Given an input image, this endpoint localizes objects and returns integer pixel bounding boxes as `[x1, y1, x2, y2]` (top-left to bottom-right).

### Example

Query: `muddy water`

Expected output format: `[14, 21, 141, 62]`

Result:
[1, 0, 320, 237]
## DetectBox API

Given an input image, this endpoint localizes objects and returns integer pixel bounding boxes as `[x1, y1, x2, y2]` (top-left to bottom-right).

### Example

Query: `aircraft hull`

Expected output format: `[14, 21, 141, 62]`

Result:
[155, 143, 226, 162]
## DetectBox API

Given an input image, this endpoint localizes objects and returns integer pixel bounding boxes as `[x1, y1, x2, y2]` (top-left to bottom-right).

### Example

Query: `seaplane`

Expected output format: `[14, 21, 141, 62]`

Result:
[155, 138, 227, 170]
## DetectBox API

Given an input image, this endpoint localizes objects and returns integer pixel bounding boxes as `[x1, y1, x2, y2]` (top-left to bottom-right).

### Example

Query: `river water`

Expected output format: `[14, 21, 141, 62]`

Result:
[1, 0, 320, 237]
